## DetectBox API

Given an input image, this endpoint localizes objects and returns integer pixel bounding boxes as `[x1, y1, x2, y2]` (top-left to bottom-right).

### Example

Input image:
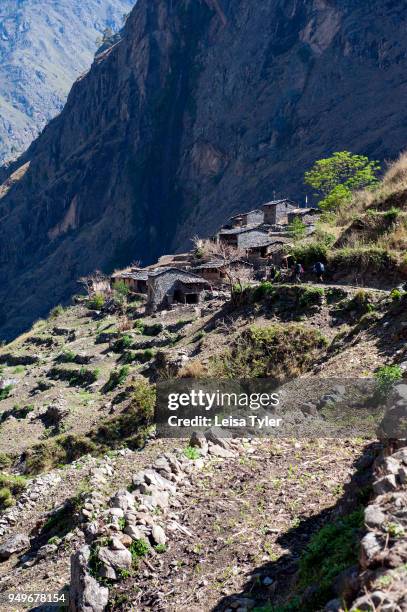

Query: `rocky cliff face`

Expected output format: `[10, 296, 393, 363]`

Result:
[0, 0, 135, 165]
[1, 0, 407, 340]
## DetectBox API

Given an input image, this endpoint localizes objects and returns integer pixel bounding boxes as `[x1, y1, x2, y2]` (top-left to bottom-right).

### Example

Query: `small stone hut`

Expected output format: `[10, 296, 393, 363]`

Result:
[227, 209, 264, 229]
[147, 268, 210, 312]
[111, 269, 149, 294]
[287, 207, 321, 226]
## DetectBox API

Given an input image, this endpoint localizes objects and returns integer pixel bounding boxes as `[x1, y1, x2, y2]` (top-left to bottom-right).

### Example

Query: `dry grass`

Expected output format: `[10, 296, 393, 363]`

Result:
[178, 360, 207, 379]
[325, 151, 407, 253]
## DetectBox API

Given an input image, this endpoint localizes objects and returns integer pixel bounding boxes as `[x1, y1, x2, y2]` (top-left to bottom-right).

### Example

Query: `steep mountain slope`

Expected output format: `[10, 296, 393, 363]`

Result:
[0, 0, 135, 164]
[1, 0, 407, 340]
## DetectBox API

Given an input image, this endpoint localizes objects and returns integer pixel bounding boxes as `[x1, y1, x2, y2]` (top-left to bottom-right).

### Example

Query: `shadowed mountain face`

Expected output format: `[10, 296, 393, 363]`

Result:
[0, 0, 136, 165]
[0, 0, 407, 340]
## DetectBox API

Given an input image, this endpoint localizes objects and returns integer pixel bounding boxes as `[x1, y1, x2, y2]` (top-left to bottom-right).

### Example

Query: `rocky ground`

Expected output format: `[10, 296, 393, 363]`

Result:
[0, 283, 405, 610]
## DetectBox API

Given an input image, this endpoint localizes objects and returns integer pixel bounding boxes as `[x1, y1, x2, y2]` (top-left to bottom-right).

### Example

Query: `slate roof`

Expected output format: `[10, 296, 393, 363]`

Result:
[229, 208, 263, 220]
[219, 223, 263, 236]
[238, 232, 275, 249]
[262, 199, 297, 208]
[112, 270, 149, 281]
[148, 267, 210, 285]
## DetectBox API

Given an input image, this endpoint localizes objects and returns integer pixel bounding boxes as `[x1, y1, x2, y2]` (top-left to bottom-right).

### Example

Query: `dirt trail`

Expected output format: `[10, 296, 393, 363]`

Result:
[111, 438, 369, 611]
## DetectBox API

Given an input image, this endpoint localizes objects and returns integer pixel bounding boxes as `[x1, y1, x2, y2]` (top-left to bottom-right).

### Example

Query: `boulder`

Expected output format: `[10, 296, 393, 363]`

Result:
[208, 442, 237, 458]
[190, 431, 209, 455]
[0, 533, 30, 560]
[360, 532, 382, 569]
[98, 538, 132, 581]
[151, 524, 167, 546]
[124, 524, 144, 541]
[144, 469, 176, 494]
[110, 490, 135, 512]
[69, 545, 109, 612]
[373, 474, 398, 495]
[205, 426, 234, 450]
[365, 505, 386, 529]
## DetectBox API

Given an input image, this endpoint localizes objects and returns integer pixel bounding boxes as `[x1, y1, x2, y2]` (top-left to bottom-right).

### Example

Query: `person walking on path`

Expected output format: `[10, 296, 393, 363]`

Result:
[292, 262, 304, 284]
[313, 261, 325, 283]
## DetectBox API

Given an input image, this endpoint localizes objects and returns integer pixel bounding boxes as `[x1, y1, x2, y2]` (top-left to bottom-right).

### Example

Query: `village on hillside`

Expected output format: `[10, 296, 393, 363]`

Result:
[90, 199, 321, 313]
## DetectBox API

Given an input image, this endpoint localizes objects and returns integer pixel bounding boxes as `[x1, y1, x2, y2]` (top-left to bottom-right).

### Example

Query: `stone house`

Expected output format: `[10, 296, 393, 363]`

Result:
[146, 268, 210, 312]
[262, 199, 298, 225]
[218, 225, 268, 248]
[287, 207, 321, 226]
[111, 269, 149, 294]
[238, 231, 278, 261]
[83, 272, 111, 295]
[192, 259, 253, 284]
[227, 209, 264, 229]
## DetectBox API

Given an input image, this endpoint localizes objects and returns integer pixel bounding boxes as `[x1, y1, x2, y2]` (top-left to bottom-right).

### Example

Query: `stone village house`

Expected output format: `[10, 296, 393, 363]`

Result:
[226, 209, 264, 229]
[287, 207, 321, 226]
[146, 268, 210, 312]
[111, 269, 149, 294]
[262, 199, 298, 225]
[192, 259, 253, 285]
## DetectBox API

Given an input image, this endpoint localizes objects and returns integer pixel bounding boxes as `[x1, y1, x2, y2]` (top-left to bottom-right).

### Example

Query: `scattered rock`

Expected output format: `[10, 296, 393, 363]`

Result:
[151, 524, 167, 546]
[0, 533, 30, 560]
[69, 545, 109, 612]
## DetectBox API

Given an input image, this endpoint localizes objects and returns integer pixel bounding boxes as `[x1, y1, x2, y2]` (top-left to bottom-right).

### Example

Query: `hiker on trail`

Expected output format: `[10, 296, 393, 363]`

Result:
[268, 264, 281, 283]
[292, 262, 304, 284]
[313, 261, 325, 283]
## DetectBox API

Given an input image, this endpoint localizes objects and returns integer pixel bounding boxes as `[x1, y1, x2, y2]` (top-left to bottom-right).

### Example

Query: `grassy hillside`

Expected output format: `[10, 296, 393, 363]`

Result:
[291, 153, 407, 284]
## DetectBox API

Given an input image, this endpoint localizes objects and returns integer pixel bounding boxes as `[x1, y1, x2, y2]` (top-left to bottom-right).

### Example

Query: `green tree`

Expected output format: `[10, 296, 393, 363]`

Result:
[113, 280, 130, 305]
[304, 151, 380, 212]
[288, 217, 307, 242]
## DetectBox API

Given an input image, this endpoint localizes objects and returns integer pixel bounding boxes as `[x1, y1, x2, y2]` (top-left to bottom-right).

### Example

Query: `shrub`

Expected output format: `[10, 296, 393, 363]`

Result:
[129, 538, 150, 562]
[113, 334, 133, 352]
[0, 473, 27, 494]
[113, 280, 130, 299]
[211, 324, 327, 381]
[288, 217, 307, 241]
[103, 366, 130, 392]
[390, 288, 404, 301]
[49, 304, 65, 319]
[0, 473, 27, 509]
[329, 246, 398, 273]
[143, 323, 164, 337]
[58, 350, 77, 363]
[0, 385, 12, 401]
[0, 452, 12, 469]
[178, 360, 207, 379]
[87, 293, 105, 310]
[130, 380, 156, 419]
[252, 282, 276, 302]
[290, 242, 328, 267]
[299, 287, 324, 308]
[296, 509, 364, 611]
[0, 487, 13, 510]
[133, 320, 145, 334]
[348, 290, 376, 314]
[375, 365, 403, 395]
[184, 446, 200, 460]
[154, 544, 167, 554]
[48, 366, 99, 387]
